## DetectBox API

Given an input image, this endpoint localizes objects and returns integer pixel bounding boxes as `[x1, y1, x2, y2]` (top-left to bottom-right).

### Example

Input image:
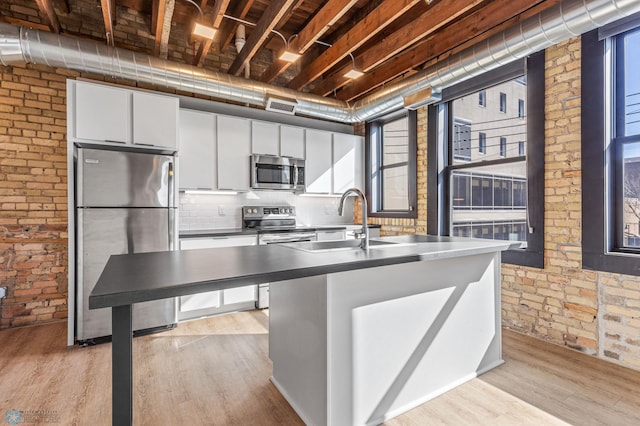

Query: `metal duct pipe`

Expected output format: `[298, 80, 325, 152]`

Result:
[0, 0, 639, 123]
[235, 24, 250, 79]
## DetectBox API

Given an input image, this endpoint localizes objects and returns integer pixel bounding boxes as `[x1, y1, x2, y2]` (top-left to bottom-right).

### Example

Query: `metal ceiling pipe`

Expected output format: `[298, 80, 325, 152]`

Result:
[0, 0, 639, 123]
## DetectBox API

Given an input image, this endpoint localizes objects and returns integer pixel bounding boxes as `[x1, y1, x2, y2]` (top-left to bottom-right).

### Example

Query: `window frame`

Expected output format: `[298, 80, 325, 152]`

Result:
[365, 110, 418, 219]
[479, 132, 487, 154]
[427, 53, 545, 268]
[499, 92, 507, 113]
[582, 27, 640, 275]
[479, 90, 487, 107]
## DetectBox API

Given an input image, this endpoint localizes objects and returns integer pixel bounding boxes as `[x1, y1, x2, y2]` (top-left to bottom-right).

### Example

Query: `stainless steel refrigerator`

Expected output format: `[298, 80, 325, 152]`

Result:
[76, 147, 177, 342]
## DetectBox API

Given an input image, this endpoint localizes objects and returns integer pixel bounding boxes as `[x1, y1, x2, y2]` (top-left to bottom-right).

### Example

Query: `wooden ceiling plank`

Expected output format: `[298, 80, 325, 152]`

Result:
[218, 0, 255, 52]
[312, 0, 485, 96]
[154, 0, 176, 58]
[260, 0, 359, 83]
[34, 0, 62, 33]
[285, 0, 422, 91]
[337, 0, 558, 102]
[193, 0, 232, 67]
[227, 0, 296, 76]
[99, 0, 115, 46]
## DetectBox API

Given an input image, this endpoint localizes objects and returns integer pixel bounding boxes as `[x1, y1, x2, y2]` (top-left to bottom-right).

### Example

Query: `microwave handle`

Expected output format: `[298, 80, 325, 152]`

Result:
[293, 164, 299, 189]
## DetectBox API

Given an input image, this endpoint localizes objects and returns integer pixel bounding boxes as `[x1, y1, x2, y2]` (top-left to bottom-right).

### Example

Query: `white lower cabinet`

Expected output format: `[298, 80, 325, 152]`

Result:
[178, 235, 257, 320]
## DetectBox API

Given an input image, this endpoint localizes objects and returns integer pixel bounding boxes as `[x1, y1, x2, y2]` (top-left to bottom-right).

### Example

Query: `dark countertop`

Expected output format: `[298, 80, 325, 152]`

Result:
[89, 235, 512, 310]
[179, 224, 381, 238]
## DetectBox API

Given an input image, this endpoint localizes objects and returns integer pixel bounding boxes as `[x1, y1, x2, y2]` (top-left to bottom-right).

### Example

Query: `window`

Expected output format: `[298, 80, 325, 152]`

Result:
[582, 25, 640, 275]
[453, 120, 471, 161]
[518, 99, 525, 118]
[365, 111, 417, 218]
[479, 132, 487, 154]
[428, 54, 545, 267]
[479, 90, 486, 107]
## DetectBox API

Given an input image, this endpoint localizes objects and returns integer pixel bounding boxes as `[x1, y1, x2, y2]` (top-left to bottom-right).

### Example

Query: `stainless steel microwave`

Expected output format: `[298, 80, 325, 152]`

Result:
[250, 155, 305, 191]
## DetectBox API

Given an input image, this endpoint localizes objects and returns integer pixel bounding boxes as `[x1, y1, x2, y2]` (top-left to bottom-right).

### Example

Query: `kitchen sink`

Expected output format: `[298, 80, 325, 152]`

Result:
[282, 238, 413, 253]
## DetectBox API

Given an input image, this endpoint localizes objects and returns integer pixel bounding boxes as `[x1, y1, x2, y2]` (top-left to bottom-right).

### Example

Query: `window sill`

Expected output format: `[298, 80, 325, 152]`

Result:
[369, 211, 418, 219]
[583, 251, 640, 276]
[501, 248, 544, 268]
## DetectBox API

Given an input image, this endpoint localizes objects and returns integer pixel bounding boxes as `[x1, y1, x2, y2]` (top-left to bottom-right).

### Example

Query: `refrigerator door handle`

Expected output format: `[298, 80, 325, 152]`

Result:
[168, 160, 175, 208]
[168, 208, 176, 251]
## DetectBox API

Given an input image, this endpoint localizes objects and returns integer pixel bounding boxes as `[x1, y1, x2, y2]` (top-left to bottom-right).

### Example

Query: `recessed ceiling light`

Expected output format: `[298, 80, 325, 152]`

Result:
[279, 50, 301, 63]
[193, 22, 216, 40]
[343, 68, 365, 79]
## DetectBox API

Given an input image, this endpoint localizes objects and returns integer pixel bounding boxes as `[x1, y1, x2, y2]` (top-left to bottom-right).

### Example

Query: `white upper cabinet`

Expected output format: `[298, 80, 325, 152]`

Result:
[280, 125, 305, 159]
[75, 81, 131, 143]
[73, 80, 179, 151]
[251, 121, 280, 155]
[178, 109, 217, 190]
[132, 91, 179, 150]
[333, 133, 364, 194]
[305, 129, 333, 193]
[217, 115, 251, 191]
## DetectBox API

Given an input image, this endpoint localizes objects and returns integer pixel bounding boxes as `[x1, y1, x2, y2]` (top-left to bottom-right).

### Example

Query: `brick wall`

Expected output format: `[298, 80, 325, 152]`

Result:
[0, 64, 73, 327]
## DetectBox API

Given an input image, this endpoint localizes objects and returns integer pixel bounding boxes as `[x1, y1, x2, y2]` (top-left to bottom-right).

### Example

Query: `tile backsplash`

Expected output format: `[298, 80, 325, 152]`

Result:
[179, 191, 354, 230]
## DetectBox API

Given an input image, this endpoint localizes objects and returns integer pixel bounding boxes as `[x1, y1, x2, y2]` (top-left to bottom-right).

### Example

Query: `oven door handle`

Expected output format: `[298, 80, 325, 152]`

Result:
[260, 233, 316, 244]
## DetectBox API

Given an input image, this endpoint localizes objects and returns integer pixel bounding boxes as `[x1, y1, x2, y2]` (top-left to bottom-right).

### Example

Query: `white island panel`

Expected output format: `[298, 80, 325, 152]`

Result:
[270, 251, 502, 426]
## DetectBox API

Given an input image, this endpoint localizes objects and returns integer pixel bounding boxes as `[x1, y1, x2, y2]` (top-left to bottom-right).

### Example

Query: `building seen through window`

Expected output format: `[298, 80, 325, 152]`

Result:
[449, 77, 527, 243]
[619, 28, 640, 248]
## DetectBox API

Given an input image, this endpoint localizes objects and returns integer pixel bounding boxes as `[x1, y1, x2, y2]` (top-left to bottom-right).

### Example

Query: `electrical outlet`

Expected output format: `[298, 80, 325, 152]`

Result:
[218, 205, 226, 216]
[0, 286, 6, 299]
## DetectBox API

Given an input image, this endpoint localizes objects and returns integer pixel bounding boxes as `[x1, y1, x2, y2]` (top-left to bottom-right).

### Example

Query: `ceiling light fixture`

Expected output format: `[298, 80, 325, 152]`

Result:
[193, 22, 216, 39]
[279, 50, 301, 63]
[223, 14, 298, 61]
[343, 52, 364, 79]
[183, 0, 216, 40]
[278, 33, 300, 63]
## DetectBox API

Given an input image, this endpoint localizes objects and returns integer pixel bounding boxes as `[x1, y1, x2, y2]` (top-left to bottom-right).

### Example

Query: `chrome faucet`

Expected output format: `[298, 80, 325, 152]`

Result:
[338, 188, 369, 250]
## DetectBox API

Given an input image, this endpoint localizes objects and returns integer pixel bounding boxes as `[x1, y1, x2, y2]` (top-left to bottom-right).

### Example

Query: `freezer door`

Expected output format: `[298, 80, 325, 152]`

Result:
[77, 208, 176, 341]
[77, 148, 175, 208]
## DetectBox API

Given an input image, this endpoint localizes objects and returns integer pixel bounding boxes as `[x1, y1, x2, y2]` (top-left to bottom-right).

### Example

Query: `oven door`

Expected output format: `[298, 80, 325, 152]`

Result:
[251, 155, 305, 191]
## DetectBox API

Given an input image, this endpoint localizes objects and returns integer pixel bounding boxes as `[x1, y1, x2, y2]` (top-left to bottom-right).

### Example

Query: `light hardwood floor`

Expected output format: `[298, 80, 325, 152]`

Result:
[1, 310, 640, 425]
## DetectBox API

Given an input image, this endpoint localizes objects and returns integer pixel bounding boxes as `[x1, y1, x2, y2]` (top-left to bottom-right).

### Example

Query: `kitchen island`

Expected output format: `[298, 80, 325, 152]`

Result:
[90, 235, 512, 425]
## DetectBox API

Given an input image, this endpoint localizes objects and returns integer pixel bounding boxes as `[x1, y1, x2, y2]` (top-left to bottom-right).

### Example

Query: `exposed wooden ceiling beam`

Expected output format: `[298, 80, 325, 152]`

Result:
[311, 0, 485, 97]
[34, 0, 61, 33]
[259, 0, 359, 84]
[227, 0, 296, 76]
[218, 0, 255, 53]
[285, 0, 422, 91]
[193, 0, 231, 67]
[153, 0, 176, 58]
[337, 0, 559, 102]
[100, 0, 115, 45]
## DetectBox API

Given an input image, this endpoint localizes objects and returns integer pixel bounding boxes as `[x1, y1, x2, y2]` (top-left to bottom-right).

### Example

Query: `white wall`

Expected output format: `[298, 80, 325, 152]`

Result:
[179, 192, 354, 230]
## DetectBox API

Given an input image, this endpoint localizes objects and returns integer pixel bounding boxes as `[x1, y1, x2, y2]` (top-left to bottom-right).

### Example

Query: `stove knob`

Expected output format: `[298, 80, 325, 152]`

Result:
[284, 208, 289, 214]
[252, 208, 258, 214]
